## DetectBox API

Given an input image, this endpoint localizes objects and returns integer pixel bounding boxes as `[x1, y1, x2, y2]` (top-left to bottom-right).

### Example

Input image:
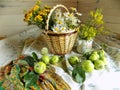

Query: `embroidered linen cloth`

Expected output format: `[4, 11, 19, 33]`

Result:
[0, 27, 120, 90]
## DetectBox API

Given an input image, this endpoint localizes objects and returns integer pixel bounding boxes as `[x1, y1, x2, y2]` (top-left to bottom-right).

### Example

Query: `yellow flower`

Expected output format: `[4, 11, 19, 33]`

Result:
[58, 21, 63, 25]
[68, 13, 74, 17]
[70, 7, 77, 12]
[90, 11, 94, 17]
[36, 0, 41, 5]
[34, 15, 43, 21]
[54, 27, 59, 31]
[44, 5, 51, 9]
[39, 10, 48, 16]
[61, 27, 66, 31]
[24, 12, 33, 21]
[32, 5, 40, 11]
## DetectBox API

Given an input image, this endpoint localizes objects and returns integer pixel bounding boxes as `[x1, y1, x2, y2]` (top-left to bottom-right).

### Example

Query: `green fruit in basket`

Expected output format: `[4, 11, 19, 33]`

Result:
[68, 56, 79, 65]
[94, 60, 105, 70]
[41, 55, 50, 64]
[50, 55, 59, 64]
[34, 62, 46, 74]
[81, 60, 94, 73]
[89, 52, 99, 61]
[41, 47, 48, 55]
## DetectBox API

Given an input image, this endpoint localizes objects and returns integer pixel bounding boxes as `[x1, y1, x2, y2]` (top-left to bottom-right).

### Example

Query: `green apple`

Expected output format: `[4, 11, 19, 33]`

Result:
[89, 53, 99, 61]
[100, 57, 107, 65]
[41, 47, 48, 55]
[81, 60, 94, 73]
[68, 56, 79, 65]
[50, 55, 59, 64]
[94, 60, 105, 70]
[34, 62, 46, 74]
[98, 49, 105, 59]
[41, 55, 49, 64]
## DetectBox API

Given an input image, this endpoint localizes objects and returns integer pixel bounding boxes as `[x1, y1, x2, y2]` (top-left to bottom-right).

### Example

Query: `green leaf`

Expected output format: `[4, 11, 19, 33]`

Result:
[20, 67, 29, 77]
[6, 65, 25, 89]
[24, 71, 39, 88]
[32, 52, 39, 61]
[24, 56, 35, 67]
[18, 60, 29, 66]
[72, 66, 86, 83]
[31, 83, 40, 90]
[0, 80, 4, 90]
[0, 80, 4, 86]
[0, 87, 4, 90]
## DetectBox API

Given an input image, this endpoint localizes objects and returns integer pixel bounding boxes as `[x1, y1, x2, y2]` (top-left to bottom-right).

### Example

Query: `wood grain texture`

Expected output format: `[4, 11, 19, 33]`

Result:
[0, 0, 120, 37]
[0, 0, 77, 37]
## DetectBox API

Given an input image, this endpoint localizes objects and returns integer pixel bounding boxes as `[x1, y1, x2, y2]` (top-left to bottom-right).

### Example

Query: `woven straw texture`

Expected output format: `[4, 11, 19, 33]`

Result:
[43, 31, 78, 55]
[43, 4, 78, 55]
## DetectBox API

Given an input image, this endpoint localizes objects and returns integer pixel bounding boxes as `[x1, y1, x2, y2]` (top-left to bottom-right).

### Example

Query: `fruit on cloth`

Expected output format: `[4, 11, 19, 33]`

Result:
[81, 60, 94, 72]
[34, 62, 46, 74]
[89, 51, 99, 61]
[100, 57, 107, 65]
[50, 55, 59, 64]
[98, 49, 105, 59]
[41, 47, 48, 55]
[94, 60, 105, 70]
[68, 56, 79, 65]
[41, 55, 50, 64]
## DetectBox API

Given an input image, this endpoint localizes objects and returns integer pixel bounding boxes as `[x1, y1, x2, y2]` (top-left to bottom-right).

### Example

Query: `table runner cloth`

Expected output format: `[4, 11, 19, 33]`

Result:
[0, 27, 120, 90]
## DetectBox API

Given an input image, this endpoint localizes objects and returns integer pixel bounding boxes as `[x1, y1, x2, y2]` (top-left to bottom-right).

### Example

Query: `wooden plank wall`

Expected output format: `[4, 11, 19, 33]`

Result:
[0, 0, 120, 37]
[78, 0, 120, 34]
[0, 0, 77, 37]
[99, 0, 120, 34]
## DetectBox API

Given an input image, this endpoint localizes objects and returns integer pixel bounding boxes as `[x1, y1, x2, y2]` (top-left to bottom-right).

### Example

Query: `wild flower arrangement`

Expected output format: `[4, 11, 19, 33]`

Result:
[24, 0, 82, 33]
[24, 1, 51, 29]
[78, 8, 105, 40]
[51, 8, 82, 33]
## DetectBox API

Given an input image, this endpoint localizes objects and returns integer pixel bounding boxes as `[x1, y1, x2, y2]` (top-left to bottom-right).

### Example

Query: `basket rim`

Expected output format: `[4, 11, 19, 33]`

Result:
[43, 30, 77, 36]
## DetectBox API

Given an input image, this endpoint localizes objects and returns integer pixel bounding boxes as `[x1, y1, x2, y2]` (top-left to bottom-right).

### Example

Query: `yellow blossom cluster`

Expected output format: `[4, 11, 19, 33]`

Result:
[78, 8, 105, 40]
[24, 0, 51, 29]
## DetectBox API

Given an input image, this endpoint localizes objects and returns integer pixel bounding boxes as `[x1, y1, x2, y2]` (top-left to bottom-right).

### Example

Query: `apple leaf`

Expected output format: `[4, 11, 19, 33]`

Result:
[24, 56, 34, 67]
[32, 52, 39, 61]
[0, 80, 4, 90]
[24, 71, 39, 88]
[72, 66, 86, 83]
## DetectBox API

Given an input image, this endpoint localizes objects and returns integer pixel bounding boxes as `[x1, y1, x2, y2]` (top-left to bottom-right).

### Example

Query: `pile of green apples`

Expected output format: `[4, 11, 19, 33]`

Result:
[34, 47, 59, 74]
[68, 49, 107, 73]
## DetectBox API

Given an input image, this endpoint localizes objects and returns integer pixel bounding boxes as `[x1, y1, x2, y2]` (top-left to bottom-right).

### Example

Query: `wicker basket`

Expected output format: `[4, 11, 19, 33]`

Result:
[43, 4, 78, 55]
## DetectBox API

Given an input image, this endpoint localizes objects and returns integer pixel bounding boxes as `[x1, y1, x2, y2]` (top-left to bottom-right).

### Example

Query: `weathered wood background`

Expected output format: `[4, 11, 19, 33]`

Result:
[0, 0, 120, 37]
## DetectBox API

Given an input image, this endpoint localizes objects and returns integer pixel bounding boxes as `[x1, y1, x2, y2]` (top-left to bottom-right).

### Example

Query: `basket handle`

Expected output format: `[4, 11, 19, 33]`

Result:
[46, 4, 69, 30]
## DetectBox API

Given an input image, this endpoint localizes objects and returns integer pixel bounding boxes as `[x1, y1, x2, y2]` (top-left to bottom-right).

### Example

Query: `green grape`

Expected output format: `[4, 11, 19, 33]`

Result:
[94, 60, 105, 70]
[41, 55, 50, 64]
[40, 47, 48, 55]
[34, 62, 46, 74]
[50, 55, 59, 64]
[68, 56, 79, 65]
[81, 60, 94, 73]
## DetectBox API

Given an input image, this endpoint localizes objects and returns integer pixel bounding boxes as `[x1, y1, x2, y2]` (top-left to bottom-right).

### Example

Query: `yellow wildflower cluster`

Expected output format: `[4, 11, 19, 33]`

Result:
[78, 8, 105, 40]
[24, 0, 51, 29]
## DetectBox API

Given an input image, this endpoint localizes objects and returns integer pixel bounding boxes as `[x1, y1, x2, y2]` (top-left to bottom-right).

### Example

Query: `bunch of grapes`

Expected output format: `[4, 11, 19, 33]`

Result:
[81, 49, 107, 73]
